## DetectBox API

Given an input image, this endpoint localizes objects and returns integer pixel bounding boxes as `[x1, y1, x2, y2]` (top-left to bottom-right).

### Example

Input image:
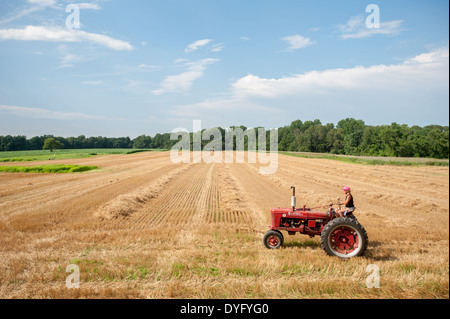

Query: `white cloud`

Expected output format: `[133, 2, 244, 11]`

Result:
[138, 64, 161, 70]
[59, 53, 85, 68]
[0, 105, 103, 120]
[211, 42, 225, 52]
[405, 49, 447, 65]
[282, 35, 314, 51]
[169, 96, 277, 121]
[57, 44, 92, 68]
[0, 25, 133, 51]
[338, 15, 404, 39]
[174, 58, 189, 64]
[27, 0, 57, 6]
[185, 39, 213, 53]
[0, 0, 58, 25]
[232, 48, 449, 98]
[152, 58, 219, 95]
[0, 1, 97, 26]
[77, 3, 101, 10]
[169, 48, 449, 125]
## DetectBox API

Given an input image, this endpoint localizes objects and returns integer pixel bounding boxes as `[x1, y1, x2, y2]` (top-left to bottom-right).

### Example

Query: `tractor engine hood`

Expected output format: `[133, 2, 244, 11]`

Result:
[271, 208, 329, 219]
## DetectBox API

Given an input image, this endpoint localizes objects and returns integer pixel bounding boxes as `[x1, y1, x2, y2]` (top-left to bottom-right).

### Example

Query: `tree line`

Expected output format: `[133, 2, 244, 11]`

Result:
[278, 119, 449, 159]
[0, 134, 174, 152]
[0, 118, 448, 159]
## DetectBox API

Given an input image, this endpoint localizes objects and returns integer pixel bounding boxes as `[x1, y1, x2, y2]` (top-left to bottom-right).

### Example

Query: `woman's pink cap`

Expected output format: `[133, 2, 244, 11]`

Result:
[342, 186, 351, 191]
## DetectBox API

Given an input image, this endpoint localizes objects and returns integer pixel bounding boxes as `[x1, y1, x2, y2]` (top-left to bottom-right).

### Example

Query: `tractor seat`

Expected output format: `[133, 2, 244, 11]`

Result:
[343, 207, 356, 216]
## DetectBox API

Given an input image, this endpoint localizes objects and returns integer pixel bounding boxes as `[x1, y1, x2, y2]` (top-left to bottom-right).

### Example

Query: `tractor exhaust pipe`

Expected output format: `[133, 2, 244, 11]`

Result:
[291, 186, 296, 210]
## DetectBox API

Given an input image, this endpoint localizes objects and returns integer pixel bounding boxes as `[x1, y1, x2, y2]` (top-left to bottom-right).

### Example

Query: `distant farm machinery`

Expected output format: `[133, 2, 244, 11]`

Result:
[263, 187, 368, 258]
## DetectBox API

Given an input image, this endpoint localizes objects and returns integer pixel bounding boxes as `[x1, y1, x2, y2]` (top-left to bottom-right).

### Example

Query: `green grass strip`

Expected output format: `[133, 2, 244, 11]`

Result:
[0, 149, 165, 163]
[0, 164, 98, 173]
[280, 152, 449, 167]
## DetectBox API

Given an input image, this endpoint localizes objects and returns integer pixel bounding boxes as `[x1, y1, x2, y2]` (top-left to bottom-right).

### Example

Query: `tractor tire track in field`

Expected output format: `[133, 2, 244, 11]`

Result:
[214, 164, 255, 227]
[119, 162, 256, 231]
[226, 162, 290, 232]
[93, 163, 193, 220]
[123, 163, 211, 229]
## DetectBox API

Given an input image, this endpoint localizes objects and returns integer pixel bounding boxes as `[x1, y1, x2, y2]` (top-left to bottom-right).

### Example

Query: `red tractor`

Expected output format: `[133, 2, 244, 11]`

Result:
[263, 187, 368, 258]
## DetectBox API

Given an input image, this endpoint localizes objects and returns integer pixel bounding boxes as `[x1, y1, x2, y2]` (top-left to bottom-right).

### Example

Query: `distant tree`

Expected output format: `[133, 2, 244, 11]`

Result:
[337, 118, 366, 155]
[296, 124, 329, 153]
[277, 126, 292, 151]
[43, 138, 64, 152]
[326, 127, 344, 154]
[29, 136, 45, 150]
[425, 125, 449, 159]
[359, 126, 382, 155]
[152, 133, 163, 148]
[133, 135, 152, 149]
[289, 119, 303, 132]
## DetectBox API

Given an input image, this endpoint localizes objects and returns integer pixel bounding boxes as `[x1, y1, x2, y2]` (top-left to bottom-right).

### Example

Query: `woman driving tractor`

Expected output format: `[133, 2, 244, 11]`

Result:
[335, 186, 355, 218]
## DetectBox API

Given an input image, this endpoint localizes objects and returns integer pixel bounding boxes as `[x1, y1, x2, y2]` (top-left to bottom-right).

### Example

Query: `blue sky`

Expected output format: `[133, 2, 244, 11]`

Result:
[0, 0, 448, 138]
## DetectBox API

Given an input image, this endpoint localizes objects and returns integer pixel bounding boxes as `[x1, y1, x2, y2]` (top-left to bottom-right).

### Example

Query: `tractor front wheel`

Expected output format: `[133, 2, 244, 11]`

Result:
[321, 217, 368, 258]
[263, 230, 284, 249]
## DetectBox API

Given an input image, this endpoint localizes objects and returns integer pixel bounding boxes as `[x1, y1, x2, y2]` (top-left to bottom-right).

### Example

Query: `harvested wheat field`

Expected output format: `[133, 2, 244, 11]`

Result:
[0, 151, 448, 299]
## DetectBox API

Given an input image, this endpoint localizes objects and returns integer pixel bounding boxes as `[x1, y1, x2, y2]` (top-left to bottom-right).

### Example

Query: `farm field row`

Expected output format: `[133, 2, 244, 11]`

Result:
[0, 151, 448, 298]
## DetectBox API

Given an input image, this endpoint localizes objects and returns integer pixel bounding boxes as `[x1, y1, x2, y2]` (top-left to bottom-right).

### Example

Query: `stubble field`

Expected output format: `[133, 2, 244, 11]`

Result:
[0, 151, 448, 298]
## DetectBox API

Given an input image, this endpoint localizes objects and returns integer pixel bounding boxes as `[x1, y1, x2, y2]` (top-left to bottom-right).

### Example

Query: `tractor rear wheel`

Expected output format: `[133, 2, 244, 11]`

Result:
[321, 217, 368, 258]
[263, 230, 284, 249]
